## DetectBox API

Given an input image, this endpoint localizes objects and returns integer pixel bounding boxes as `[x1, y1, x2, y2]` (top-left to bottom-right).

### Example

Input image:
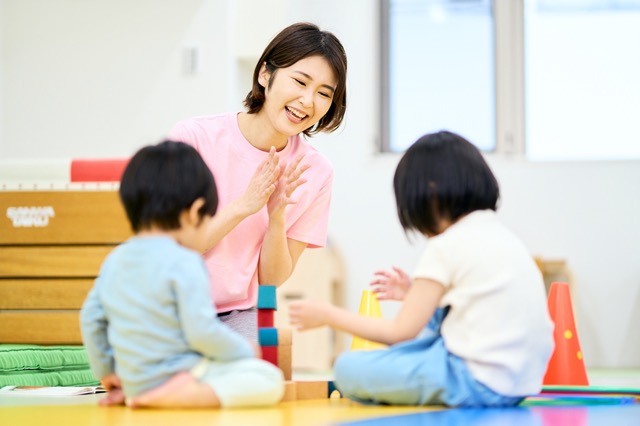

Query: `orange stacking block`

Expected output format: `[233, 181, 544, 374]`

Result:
[350, 290, 387, 351]
[543, 281, 589, 386]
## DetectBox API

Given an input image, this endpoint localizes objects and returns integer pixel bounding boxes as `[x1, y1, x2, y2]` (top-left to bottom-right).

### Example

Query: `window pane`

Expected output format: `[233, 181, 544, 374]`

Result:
[525, 0, 640, 161]
[385, 0, 495, 152]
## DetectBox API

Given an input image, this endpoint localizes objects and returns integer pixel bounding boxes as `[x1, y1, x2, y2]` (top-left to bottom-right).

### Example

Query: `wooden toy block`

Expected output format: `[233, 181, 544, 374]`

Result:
[259, 329, 291, 347]
[257, 285, 277, 309]
[279, 381, 337, 402]
[277, 330, 292, 381]
[257, 308, 274, 327]
[294, 381, 329, 400]
[258, 327, 279, 346]
[260, 329, 292, 379]
[278, 347, 292, 381]
[281, 381, 298, 402]
[261, 345, 278, 366]
[277, 328, 292, 345]
[258, 329, 292, 379]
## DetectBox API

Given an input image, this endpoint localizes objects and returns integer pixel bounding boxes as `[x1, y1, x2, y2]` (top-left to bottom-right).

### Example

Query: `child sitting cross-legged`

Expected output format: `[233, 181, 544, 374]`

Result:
[80, 140, 284, 408]
[289, 131, 554, 407]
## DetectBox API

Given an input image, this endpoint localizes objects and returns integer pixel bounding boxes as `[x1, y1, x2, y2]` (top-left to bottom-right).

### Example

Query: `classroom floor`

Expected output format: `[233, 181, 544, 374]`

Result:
[2, 369, 640, 426]
[0, 395, 438, 426]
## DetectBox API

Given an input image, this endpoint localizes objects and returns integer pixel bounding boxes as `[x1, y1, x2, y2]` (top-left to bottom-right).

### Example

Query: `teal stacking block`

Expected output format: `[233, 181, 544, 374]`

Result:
[258, 327, 279, 346]
[257, 285, 277, 310]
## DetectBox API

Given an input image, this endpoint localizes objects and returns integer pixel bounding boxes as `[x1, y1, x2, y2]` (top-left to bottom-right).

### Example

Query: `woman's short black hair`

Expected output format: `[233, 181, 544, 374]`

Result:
[119, 140, 218, 233]
[393, 131, 500, 235]
[243, 22, 348, 137]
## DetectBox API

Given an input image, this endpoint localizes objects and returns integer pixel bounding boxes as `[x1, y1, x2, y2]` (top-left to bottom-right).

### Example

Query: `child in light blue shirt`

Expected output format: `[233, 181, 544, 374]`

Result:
[80, 140, 284, 408]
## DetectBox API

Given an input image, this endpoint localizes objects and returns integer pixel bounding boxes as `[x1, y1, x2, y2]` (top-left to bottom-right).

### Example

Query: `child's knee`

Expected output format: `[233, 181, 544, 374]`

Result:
[214, 358, 284, 407]
[255, 359, 286, 394]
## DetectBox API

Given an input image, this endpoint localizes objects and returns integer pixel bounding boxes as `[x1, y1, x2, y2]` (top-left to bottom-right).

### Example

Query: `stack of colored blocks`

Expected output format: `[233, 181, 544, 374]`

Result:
[257, 285, 336, 401]
[257, 285, 292, 381]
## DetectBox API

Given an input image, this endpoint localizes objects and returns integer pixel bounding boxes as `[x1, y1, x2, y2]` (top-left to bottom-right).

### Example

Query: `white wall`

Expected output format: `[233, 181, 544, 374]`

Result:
[2, 0, 639, 367]
[0, 0, 231, 158]
[0, 1, 4, 157]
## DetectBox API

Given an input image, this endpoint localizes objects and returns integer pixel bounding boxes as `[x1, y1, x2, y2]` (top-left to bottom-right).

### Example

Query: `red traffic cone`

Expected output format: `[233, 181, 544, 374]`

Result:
[543, 282, 589, 386]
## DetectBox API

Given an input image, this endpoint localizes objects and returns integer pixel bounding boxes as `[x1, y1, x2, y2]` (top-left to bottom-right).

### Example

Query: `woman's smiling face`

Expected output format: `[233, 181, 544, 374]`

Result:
[258, 55, 337, 138]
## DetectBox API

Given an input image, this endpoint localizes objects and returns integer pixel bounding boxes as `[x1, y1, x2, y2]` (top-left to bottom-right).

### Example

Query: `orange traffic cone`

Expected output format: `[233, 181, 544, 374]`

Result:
[543, 281, 589, 385]
[350, 290, 387, 351]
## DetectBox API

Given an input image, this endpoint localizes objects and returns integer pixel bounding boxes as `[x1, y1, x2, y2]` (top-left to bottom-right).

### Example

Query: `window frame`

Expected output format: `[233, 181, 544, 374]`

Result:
[379, 0, 526, 157]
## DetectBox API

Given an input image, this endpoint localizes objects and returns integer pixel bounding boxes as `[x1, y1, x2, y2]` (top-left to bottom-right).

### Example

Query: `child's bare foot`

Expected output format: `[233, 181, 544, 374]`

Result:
[127, 372, 220, 408]
[99, 388, 125, 406]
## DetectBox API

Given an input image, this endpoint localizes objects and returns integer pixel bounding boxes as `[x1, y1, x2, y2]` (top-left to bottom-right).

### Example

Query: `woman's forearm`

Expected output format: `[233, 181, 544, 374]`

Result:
[258, 216, 295, 285]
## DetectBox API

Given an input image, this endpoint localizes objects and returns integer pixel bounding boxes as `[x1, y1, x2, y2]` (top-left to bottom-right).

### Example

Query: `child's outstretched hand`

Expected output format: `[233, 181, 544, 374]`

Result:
[289, 300, 331, 331]
[267, 153, 310, 219]
[240, 147, 280, 216]
[369, 266, 411, 301]
[99, 373, 125, 406]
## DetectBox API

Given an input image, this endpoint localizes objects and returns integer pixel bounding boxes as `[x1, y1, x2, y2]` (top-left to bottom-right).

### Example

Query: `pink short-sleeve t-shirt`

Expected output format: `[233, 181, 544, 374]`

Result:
[168, 112, 333, 312]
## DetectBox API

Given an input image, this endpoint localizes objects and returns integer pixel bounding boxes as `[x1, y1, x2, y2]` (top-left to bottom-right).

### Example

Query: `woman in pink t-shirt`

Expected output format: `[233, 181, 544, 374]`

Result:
[168, 22, 348, 340]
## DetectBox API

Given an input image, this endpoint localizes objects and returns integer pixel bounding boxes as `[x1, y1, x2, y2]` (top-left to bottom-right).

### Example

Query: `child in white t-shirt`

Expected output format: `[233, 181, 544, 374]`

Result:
[289, 131, 554, 407]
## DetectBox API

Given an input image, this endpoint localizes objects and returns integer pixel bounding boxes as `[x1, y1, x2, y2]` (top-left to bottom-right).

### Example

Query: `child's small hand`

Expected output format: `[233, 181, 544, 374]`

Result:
[370, 266, 411, 301]
[99, 373, 125, 406]
[267, 154, 310, 219]
[288, 300, 330, 331]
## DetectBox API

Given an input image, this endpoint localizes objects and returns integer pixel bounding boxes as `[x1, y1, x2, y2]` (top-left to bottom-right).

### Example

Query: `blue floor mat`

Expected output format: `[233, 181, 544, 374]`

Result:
[336, 404, 640, 425]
